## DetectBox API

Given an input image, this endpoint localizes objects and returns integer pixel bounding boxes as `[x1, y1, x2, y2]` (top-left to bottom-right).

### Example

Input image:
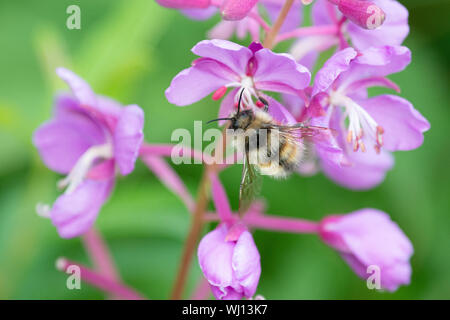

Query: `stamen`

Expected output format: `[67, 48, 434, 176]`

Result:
[330, 91, 384, 153]
[212, 86, 227, 100]
[36, 202, 51, 218]
[58, 144, 113, 194]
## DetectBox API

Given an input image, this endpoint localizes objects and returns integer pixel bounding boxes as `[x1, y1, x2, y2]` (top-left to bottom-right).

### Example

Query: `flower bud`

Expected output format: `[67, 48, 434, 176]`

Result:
[335, 0, 386, 30]
[198, 224, 261, 300]
[220, 0, 258, 21]
[319, 209, 413, 291]
[155, 0, 210, 9]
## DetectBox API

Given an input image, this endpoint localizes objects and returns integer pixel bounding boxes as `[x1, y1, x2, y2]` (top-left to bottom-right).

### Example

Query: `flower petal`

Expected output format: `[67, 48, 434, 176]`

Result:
[358, 95, 430, 151]
[341, 45, 411, 87]
[336, 209, 413, 270]
[254, 49, 311, 92]
[56, 68, 97, 107]
[181, 6, 217, 20]
[264, 0, 302, 33]
[166, 58, 238, 106]
[210, 285, 244, 300]
[220, 0, 258, 21]
[113, 105, 144, 175]
[198, 225, 236, 288]
[192, 39, 252, 75]
[50, 179, 114, 238]
[260, 94, 297, 125]
[232, 231, 261, 298]
[312, 47, 357, 96]
[348, 0, 409, 50]
[218, 88, 239, 125]
[33, 96, 106, 174]
[320, 144, 394, 190]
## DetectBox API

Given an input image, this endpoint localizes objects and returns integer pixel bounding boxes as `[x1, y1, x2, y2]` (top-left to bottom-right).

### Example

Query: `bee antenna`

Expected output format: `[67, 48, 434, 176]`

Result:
[206, 117, 232, 125]
[237, 88, 245, 114]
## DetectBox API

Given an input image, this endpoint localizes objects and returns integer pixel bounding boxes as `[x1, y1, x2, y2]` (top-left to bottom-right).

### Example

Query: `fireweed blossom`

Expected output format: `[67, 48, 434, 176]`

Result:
[33, 68, 144, 238]
[198, 171, 261, 300]
[166, 39, 310, 125]
[319, 208, 413, 291]
[290, 0, 409, 64]
[198, 223, 261, 299]
[287, 46, 430, 189]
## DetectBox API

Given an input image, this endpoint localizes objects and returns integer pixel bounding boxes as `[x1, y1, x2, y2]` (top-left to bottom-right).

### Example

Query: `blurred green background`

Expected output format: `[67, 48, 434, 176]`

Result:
[0, 0, 449, 299]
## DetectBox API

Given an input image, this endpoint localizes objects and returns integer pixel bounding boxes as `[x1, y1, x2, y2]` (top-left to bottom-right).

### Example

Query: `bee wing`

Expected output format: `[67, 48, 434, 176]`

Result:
[239, 152, 262, 216]
[266, 123, 335, 139]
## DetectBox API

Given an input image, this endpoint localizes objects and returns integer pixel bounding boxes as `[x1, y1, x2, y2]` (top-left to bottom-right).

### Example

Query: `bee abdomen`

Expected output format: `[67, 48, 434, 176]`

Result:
[279, 141, 302, 172]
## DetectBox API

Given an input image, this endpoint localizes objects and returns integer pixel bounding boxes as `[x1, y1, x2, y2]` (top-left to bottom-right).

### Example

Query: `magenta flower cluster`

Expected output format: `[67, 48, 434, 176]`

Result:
[32, 0, 429, 300]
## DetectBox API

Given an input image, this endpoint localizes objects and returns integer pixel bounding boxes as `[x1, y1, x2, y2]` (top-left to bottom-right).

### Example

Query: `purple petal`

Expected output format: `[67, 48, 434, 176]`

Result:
[209, 21, 239, 39]
[192, 39, 252, 75]
[253, 49, 311, 92]
[56, 68, 97, 107]
[312, 0, 336, 26]
[218, 88, 239, 125]
[210, 285, 244, 300]
[220, 0, 258, 21]
[232, 231, 261, 298]
[33, 96, 106, 174]
[142, 155, 194, 211]
[341, 45, 411, 87]
[348, 0, 409, 50]
[181, 6, 218, 20]
[166, 58, 238, 106]
[358, 95, 430, 151]
[324, 208, 413, 291]
[50, 179, 114, 238]
[281, 93, 306, 120]
[198, 225, 236, 288]
[259, 94, 297, 125]
[113, 105, 144, 176]
[318, 110, 394, 190]
[264, 0, 302, 33]
[87, 159, 116, 181]
[312, 47, 357, 96]
[336, 209, 413, 271]
[320, 144, 394, 190]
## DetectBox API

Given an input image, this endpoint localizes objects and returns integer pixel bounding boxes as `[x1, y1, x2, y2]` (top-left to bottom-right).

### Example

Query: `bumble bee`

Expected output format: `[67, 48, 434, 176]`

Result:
[207, 89, 329, 214]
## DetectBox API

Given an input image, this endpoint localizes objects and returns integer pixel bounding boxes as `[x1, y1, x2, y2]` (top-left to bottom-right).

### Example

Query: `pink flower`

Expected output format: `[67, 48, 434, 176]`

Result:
[329, 0, 386, 30]
[33, 68, 144, 238]
[314, 0, 409, 49]
[293, 46, 429, 189]
[319, 209, 413, 291]
[166, 39, 310, 124]
[198, 223, 261, 300]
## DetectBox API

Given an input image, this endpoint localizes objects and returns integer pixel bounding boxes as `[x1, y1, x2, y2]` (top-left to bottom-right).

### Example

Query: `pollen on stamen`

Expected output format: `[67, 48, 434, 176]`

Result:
[256, 100, 265, 108]
[347, 130, 353, 143]
[360, 141, 366, 153]
[212, 86, 227, 100]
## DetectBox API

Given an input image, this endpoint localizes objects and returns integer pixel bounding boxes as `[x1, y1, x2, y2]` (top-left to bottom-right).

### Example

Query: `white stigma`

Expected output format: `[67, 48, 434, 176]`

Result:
[58, 143, 113, 194]
[330, 91, 384, 153]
